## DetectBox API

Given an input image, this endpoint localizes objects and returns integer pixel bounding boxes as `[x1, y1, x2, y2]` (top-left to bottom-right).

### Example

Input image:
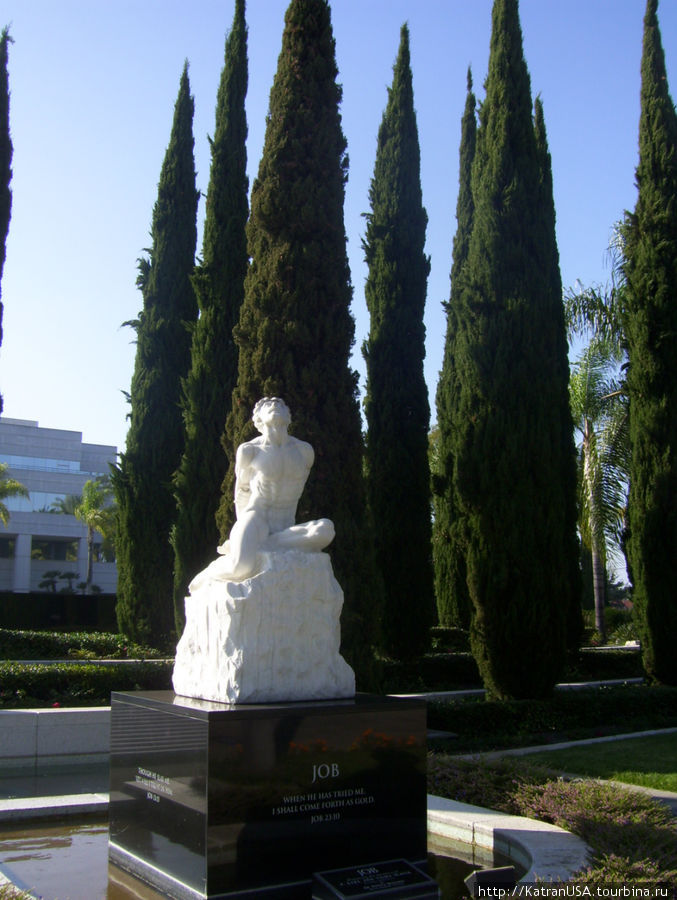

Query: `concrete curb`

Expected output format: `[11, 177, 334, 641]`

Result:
[0, 707, 110, 771]
[0, 792, 108, 821]
[427, 794, 590, 882]
[454, 726, 677, 761]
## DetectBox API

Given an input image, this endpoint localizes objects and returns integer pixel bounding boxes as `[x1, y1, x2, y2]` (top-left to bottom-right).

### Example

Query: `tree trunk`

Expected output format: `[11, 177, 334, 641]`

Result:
[591, 538, 607, 642]
[86, 526, 94, 593]
[584, 420, 606, 642]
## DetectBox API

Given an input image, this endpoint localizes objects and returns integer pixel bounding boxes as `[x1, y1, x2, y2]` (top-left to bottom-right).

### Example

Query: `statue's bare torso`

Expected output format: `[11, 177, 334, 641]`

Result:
[235, 434, 314, 533]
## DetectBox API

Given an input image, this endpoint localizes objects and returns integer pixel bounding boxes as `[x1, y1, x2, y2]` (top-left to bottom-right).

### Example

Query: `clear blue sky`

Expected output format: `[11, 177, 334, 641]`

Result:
[1, 0, 675, 453]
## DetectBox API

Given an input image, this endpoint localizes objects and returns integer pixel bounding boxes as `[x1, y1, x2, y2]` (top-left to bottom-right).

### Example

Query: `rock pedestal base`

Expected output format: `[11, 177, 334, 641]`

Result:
[172, 551, 355, 704]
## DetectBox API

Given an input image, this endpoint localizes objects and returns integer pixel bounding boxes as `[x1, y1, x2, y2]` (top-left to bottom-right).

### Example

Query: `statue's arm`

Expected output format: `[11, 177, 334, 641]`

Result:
[234, 442, 257, 519]
[298, 439, 315, 472]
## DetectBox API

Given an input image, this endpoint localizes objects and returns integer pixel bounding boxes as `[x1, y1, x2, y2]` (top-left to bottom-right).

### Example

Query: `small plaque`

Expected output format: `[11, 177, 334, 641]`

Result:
[313, 859, 439, 899]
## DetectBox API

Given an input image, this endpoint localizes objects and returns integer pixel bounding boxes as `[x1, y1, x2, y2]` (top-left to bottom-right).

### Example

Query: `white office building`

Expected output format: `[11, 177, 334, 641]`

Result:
[0, 418, 118, 593]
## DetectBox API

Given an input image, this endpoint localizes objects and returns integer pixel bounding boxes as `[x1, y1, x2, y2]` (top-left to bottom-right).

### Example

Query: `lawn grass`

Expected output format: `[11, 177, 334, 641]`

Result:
[521, 731, 677, 792]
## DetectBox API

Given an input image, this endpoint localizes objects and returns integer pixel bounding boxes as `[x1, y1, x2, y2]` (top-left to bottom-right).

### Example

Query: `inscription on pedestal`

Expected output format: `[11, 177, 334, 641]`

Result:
[272, 783, 374, 826]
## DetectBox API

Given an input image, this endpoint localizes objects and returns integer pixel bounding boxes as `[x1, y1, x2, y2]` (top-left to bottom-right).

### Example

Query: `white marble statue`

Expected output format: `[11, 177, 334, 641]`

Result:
[189, 397, 335, 588]
[173, 397, 356, 704]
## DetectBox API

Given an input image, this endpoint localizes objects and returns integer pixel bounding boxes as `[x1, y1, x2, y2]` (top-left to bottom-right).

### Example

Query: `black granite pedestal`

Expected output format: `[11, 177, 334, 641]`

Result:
[109, 691, 427, 900]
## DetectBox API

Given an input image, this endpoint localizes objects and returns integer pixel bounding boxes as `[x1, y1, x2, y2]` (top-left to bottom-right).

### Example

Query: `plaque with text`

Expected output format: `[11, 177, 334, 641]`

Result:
[313, 859, 439, 899]
[109, 691, 427, 899]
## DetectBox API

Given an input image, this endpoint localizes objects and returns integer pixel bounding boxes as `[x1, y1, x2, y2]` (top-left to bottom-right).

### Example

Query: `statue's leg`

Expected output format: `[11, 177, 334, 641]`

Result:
[188, 511, 269, 591]
[227, 510, 269, 579]
[264, 518, 335, 552]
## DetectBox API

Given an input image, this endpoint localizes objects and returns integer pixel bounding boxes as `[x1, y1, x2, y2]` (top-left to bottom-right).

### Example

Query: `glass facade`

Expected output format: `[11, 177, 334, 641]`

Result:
[4, 491, 77, 513]
[0, 453, 81, 474]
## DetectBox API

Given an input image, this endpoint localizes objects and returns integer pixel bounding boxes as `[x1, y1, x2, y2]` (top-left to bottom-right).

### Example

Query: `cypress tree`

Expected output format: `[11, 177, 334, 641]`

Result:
[433, 68, 476, 630]
[172, 0, 248, 633]
[217, 0, 381, 684]
[362, 24, 433, 660]
[0, 27, 12, 415]
[533, 95, 583, 651]
[453, 0, 578, 699]
[112, 64, 199, 646]
[623, 0, 677, 684]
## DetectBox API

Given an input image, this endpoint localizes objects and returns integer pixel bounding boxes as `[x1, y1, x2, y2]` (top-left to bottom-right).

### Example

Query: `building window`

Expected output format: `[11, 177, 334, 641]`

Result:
[0, 537, 15, 558]
[4, 492, 76, 513]
[31, 539, 79, 562]
[0, 454, 81, 474]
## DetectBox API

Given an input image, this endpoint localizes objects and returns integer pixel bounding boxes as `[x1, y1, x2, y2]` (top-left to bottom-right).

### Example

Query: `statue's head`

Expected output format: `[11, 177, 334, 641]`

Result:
[252, 397, 291, 432]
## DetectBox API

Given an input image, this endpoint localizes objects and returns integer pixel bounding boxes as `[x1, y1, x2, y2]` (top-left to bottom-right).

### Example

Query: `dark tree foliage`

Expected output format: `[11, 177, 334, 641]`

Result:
[217, 0, 382, 685]
[623, 0, 677, 685]
[0, 27, 13, 415]
[452, 0, 578, 699]
[533, 96, 583, 652]
[172, 0, 248, 633]
[433, 68, 476, 630]
[362, 24, 433, 660]
[113, 65, 199, 647]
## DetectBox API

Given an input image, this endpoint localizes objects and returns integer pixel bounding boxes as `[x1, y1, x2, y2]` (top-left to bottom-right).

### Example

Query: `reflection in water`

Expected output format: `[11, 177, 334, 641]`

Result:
[0, 819, 113, 898]
[0, 818, 519, 899]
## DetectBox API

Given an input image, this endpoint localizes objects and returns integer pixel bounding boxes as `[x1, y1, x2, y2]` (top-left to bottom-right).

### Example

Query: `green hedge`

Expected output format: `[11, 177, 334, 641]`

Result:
[428, 684, 677, 753]
[0, 628, 163, 660]
[0, 591, 117, 632]
[380, 648, 643, 693]
[566, 648, 643, 681]
[380, 652, 481, 692]
[0, 660, 173, 707]
[429, 627, 471, 653]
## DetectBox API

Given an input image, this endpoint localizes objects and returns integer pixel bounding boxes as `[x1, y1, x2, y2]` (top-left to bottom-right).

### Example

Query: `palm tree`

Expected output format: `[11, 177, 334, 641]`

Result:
[565, 225, 631, 642]
[74, 477, 115, 593]
[49, 494, 81, 515]
[565, 224, 627, 353]
[569, 339, 629, 641]
[0, 461, 28, 525]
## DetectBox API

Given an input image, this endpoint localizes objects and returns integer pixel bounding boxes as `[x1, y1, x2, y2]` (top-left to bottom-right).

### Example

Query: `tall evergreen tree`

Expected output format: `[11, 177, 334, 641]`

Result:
[623, 0, 677, 684]
[172, 0, 248, 632]
[217, 0, 381, 684]
[0, 27, 13, 415]
[452, 0, 578, 699]
[533, 96, 583, 652]
[433, 68, 476, 630]
[112, 64, 199, 646]
[362, 24, 433, 660]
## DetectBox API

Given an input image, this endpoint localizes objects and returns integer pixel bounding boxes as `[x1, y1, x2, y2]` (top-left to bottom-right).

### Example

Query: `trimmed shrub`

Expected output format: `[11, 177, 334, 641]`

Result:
[381, 647, 643, 694]
[0, 660, 172, 707]
[429, 627, 471, 653]
[380, 653, 480, 693]
[0, 592, 117, 632]
[566, 648, 643, 681]
[427, 684, 677, 752]
[0, 628, 163, 660]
